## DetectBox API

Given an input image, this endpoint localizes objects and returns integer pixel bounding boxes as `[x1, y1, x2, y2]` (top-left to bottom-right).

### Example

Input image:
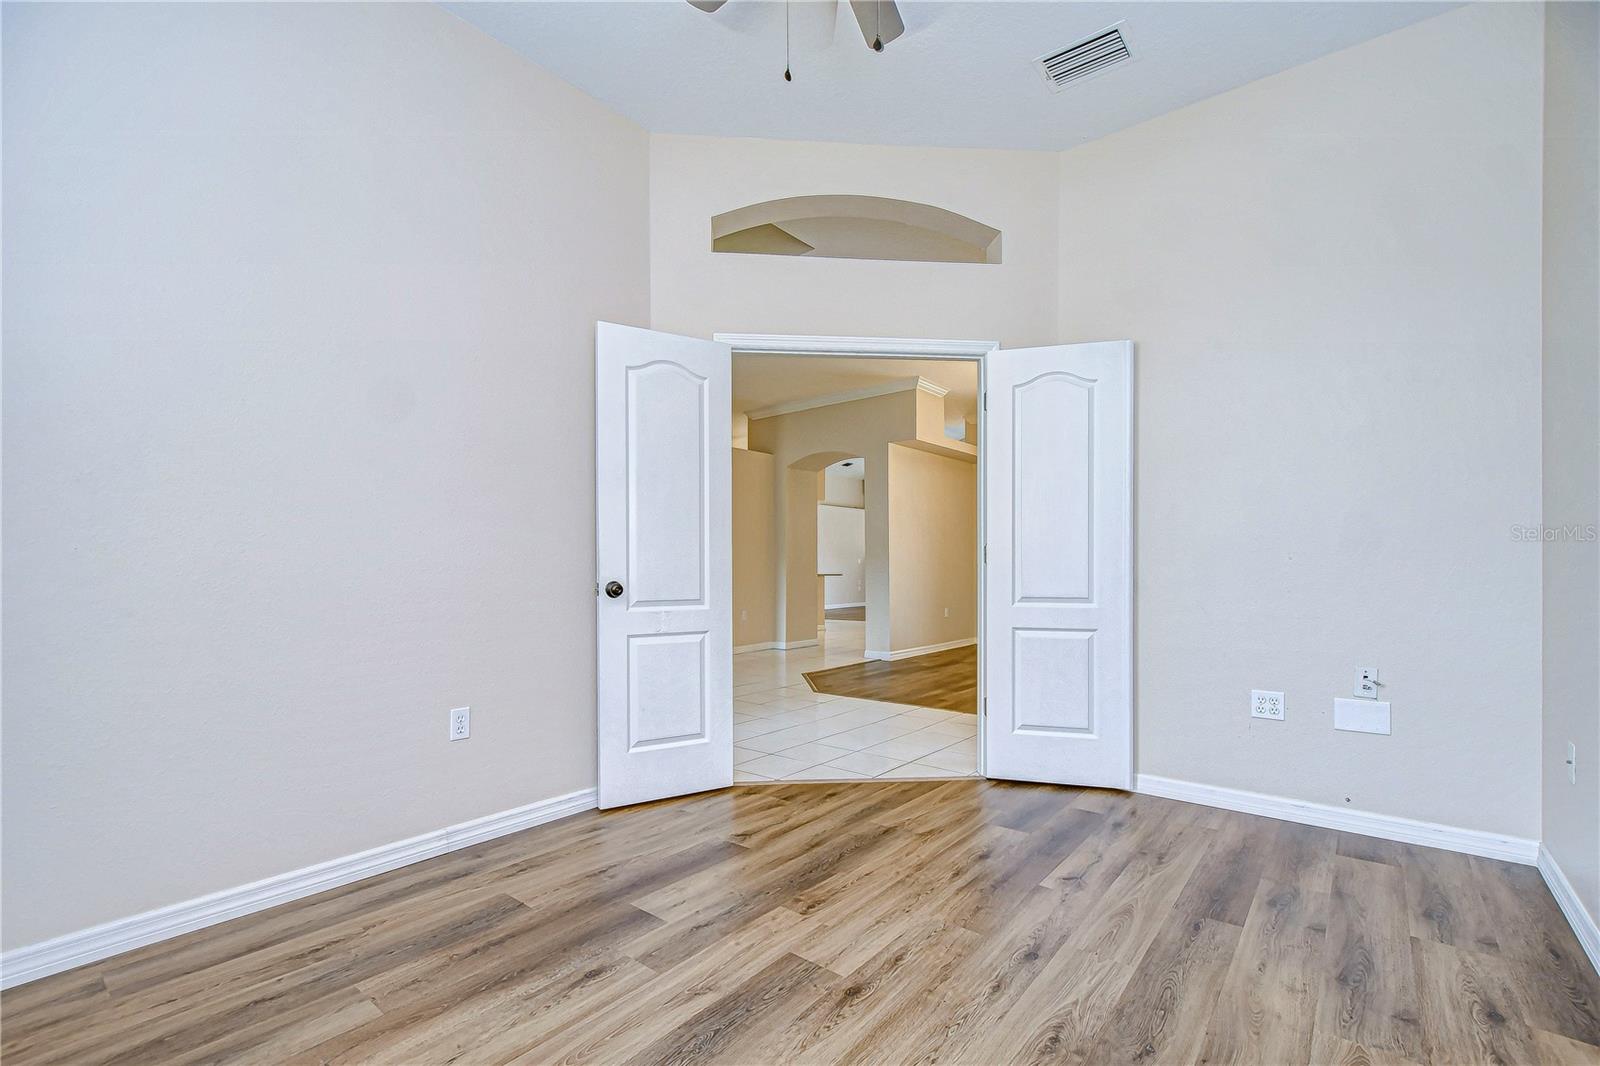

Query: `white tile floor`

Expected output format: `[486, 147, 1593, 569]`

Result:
[733, 619, 978, 782]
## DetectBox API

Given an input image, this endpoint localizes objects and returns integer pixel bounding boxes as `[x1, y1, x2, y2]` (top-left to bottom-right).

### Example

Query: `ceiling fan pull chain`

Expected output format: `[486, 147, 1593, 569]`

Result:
[784, 0, 792, 81]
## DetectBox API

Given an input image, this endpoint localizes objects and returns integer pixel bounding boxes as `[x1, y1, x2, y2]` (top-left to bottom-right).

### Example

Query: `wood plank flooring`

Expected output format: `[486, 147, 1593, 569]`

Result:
[823, 606, 865, 621]
[804, 643, 978, 713]
[3, 779, 1597, 1065]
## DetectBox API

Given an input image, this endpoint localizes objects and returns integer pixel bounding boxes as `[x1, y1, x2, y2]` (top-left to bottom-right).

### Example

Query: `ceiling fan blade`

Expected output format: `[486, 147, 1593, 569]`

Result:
[848, 0, 903, 50]
[686, 0, 728, 11]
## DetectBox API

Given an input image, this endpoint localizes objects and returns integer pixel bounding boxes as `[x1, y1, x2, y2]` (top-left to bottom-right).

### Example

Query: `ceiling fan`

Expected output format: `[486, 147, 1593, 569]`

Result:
[686, 0, 905, 53]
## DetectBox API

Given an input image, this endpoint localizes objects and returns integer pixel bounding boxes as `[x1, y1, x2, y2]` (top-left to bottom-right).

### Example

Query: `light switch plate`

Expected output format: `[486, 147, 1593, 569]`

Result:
[1334, 697, 1389, 735]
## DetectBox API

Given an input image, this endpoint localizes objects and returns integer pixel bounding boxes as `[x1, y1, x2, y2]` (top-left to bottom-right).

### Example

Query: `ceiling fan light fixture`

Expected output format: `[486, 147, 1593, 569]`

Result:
[684, 0, 902, 58]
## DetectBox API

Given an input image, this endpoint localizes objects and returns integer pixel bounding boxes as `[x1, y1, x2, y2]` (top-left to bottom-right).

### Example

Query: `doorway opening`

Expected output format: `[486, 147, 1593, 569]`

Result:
[595, 322, 1131, 810]
[729, 349, 981, 782]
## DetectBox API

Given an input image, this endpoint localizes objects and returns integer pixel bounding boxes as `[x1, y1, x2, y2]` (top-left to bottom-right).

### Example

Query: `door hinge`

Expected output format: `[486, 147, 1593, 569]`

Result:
[983, 545, 987, 564]
[594, 581, 600, 597]
[983, 392, 987, 411]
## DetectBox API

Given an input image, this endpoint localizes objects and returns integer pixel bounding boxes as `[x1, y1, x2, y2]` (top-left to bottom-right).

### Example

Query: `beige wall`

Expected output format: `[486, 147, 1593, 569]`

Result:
[783, 468, 829, 645]
[1, 1, 650, 948]
[887, 445, 978, 653]
[747, 388, 975, 653]
[1, 0, 1570, 960]
[650, 134, 1059, 347]
[748, 391, 917, 650]
[732, 449, 778, 648]
[818, 503, 866, 608]
[1541, 0, 1600, 928]
[1057, 2, 1545, 838]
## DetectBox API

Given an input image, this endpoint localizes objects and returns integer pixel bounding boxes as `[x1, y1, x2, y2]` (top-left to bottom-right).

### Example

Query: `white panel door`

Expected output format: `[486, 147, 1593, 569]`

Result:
[596, 322, 732, 809]
[984, 341, 1132, 788]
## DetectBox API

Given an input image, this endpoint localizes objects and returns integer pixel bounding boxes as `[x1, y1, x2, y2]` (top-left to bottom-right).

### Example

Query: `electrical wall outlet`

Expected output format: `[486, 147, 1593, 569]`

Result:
[943, 607, 950, 618]
[1355, 666, 1381, 699]
[1568, 741, 1578, 785]
[449, 706, 471, 741]
[1251, 690, 1285, 721]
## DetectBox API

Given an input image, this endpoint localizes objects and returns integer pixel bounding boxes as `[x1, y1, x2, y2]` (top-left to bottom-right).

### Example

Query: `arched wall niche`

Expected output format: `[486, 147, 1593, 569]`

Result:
[711, 195, 1001, 265]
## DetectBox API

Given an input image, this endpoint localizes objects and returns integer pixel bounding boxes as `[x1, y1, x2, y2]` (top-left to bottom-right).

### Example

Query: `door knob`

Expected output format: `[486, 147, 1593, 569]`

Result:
[604, 580, 624, 599]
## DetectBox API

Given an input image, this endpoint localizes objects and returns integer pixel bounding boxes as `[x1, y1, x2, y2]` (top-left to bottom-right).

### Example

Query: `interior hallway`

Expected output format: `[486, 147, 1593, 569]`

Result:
[733, 620, 977, 781]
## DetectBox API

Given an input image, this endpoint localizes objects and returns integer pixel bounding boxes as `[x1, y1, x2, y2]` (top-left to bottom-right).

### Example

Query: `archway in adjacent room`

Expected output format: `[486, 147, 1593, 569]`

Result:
[711, 194, 1002, 264]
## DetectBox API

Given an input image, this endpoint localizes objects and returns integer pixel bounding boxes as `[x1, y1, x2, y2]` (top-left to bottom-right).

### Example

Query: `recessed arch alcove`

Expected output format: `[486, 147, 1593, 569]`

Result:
[711, 195, 1001, 265]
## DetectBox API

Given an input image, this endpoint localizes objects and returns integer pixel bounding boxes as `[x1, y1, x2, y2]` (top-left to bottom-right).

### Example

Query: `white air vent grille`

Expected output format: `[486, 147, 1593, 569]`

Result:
[1036, 24, 1132, 91]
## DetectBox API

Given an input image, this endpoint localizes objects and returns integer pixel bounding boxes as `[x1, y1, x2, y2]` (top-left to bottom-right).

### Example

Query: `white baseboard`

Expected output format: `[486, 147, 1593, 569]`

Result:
[734, 640, 779, 654]
[865, 638, 976, 662]
[778, 638, 818, 650]
[824, 601, 865, 610]
[1134, 775, 1539, 865]
[0, 787, 598, 990]
[1538, 843, 1600, 976]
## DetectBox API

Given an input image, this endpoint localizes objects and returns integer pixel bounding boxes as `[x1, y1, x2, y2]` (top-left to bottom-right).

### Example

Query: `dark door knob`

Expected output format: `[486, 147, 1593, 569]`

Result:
[604, 580, 624, 599]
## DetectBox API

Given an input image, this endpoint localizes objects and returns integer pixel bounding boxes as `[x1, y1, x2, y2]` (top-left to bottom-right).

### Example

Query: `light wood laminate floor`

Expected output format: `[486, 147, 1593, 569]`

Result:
[3, 780, 1597, 1065]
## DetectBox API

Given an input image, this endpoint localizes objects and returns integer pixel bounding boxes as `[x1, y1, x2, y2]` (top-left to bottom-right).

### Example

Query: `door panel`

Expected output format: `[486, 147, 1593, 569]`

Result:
[597, 322, 731, 808]
[1014, 373, 1094, 602]
[626, 361, 708, 608]
[984, 341, 1132, 789]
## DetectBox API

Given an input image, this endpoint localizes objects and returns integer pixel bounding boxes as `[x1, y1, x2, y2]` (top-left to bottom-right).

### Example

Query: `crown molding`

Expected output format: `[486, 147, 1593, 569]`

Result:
[744, 376, 946, 422]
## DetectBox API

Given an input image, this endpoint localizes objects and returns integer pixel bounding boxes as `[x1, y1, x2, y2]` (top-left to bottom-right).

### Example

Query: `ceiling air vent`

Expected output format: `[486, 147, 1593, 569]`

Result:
[1035, 24, 1132, 92]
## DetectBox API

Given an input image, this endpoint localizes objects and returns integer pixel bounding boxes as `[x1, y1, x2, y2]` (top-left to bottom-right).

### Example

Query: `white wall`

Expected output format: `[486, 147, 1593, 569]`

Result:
[818, 504, 866, 608]
[1541, 0, 1600, 927]
[1, 1, 649, 948]
[650, 134, 1059, 347]
[823, 465, 865, 508]
[1057, 3, 1545, 838]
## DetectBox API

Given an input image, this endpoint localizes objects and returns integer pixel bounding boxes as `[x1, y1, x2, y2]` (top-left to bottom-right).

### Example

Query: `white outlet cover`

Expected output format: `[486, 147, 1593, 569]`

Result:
[1251, 690, 1285, 721]
[449, 706, 471, 741]
[1334, 697, 1389, 735]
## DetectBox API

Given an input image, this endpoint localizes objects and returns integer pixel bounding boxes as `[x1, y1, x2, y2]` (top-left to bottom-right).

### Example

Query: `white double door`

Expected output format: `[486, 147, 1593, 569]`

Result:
[596, 323, 1131, 809]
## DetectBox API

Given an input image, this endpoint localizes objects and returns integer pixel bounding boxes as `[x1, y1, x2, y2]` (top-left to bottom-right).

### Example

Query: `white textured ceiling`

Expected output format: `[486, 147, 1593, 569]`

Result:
[445, 1, 1451, 151]
[733, 353, 979, 419]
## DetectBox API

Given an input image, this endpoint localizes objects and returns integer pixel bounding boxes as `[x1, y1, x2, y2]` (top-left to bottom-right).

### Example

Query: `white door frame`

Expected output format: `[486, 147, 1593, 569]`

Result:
[715, 333, 1000, 774]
